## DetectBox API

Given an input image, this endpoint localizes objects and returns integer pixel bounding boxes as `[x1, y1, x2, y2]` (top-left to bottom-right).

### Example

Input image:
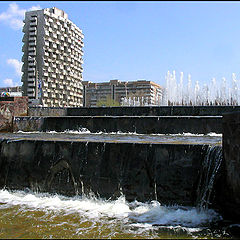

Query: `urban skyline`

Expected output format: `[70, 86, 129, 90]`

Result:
[1, 1, 240, 89]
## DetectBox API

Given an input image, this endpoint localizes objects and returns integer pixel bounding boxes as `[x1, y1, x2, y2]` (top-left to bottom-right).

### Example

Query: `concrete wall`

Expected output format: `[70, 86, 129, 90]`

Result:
[28, 107, 67, 116]
[27, 106, 240, 117]
[67, 105, 240, 116]
[0, 97, 28, 132]
[0, 138, 211, 205]
[217, 111, 240, 220]
[13, 116, 222, 134]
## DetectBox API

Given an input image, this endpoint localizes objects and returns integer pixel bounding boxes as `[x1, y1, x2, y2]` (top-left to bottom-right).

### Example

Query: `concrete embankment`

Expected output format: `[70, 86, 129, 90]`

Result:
[13, 116, 222, 134]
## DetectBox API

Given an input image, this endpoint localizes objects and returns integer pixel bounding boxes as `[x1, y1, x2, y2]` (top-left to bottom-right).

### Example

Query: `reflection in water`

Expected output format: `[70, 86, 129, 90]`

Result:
[0, 190, 229, 239]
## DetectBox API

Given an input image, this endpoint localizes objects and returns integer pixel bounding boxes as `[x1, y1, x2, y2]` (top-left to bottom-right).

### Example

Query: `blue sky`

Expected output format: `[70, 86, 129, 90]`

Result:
[1, 1, 240, 88]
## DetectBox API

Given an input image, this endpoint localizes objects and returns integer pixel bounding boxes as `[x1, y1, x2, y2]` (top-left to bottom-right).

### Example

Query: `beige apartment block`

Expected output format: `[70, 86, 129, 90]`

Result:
[21, 7, 84, 107]
[82, 80, 163, 107]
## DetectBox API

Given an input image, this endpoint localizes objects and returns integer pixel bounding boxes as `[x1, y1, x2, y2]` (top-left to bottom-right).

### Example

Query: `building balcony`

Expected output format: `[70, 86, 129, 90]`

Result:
[28, 83, 35, 87]
[30, 21, 37, 27]
[29, 25, 37, 31]
[28, 46, 36, 52]
[29, 41, 36, 46]
[28, 62, 35, 67]
[27, 87, 35, 93]
[29, 36, 36, 42]
[28, 71, 36, 76]
[29, 31, 37, 37]
[27, 77, 35, 82]
[51, 63, 57, 68]
[28, 93, 35, 97]
[28, 66, 35, 72]
[50, 82, 56, 88]
[30, 16, 37, 21]
[43, 92, 48, 97]
[45, 21, 50, 26]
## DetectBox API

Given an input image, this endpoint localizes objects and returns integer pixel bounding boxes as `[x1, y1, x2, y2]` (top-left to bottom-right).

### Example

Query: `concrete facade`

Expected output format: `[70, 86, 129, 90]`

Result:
[82, 80, 163, 107]
[21, 7, 84, 107]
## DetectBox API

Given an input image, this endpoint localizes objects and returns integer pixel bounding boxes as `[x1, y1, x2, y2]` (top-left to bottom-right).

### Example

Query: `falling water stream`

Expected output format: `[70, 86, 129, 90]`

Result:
[0, 131, 235, 238]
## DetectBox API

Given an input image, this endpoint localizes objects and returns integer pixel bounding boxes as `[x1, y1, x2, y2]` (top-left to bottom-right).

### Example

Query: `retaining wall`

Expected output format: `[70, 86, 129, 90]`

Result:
[13, 116, 222, 134]
[217, 111, 240, 220]
[28, 107, 67, 116]
[27, 106, 240, 117]
[67, 106, 240, 116]
[0, 138, 212, 205]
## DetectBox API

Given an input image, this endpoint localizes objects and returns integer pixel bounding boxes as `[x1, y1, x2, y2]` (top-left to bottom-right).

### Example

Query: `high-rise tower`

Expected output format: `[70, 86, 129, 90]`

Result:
[21, 7, 84, 107]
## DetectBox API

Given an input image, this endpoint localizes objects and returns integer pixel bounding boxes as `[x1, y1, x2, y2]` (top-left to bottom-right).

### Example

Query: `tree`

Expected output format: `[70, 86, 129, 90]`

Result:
[96, 95, 120, 107]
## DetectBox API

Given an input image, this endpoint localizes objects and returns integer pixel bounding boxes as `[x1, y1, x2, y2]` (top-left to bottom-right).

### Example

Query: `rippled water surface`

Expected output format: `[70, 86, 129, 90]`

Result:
[0, 190, 231, 239]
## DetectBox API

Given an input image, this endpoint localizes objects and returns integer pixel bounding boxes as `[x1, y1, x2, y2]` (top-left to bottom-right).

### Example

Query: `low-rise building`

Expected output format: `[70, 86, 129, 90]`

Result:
[82, 79, 163, 107]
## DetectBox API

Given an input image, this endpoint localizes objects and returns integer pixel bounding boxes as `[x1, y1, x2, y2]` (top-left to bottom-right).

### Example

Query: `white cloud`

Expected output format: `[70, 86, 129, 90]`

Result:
[7, 58, 23, 76]
[3, 78, 14, 87]
[29, 5, 41, 11]
[0, 2, 41, 30]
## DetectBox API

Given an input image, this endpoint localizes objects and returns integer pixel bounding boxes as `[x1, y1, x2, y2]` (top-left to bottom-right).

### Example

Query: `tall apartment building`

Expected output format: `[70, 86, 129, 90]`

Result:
[82, 80, 163, 107]
[21, 7, 84, 107]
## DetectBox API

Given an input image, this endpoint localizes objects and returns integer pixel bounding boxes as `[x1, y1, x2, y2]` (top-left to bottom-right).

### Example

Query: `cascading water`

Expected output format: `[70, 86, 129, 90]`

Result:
[196, 145, 223, 210]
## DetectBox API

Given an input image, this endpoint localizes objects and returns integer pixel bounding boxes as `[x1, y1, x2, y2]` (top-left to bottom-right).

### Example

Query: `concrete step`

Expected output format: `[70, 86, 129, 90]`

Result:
[13, 115, 222, 134]
[0, 134, 219, 206]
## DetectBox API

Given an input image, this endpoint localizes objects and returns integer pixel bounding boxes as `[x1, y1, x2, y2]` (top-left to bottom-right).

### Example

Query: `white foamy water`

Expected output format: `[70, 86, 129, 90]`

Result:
[0, 189, 221, 229]
[16, 129, 222, 138]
